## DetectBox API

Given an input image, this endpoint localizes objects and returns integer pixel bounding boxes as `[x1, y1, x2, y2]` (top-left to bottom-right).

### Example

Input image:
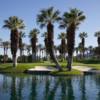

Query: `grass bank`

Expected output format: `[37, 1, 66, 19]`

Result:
[0, 62, 82, 75]
[0, 60, 100, 75]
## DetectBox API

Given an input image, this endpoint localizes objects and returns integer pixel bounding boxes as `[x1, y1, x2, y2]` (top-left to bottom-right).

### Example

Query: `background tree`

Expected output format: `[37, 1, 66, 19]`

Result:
[3, 16, 25, 67]
[2, 41, 10, 63]
[95, 31, 100, 47]
[79, 32, 88, 57]
[19, 31, 25, 62]
[37, 7, 62, 70]
[60, 8, 85, 70]
[41, 32, 49, 60]
[58, 32, 67, 61]
[29, 28, 39, 61]
[0, 38, 2, 54]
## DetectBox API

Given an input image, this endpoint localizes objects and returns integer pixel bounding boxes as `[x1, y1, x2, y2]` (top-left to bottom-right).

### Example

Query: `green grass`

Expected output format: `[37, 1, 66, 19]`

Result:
[50, 69, 82, 76]
[0, 61, 82, 75]
[0, 62, 54, 73]
[0, 60, 100, 75]
[73, 62, 100, 70]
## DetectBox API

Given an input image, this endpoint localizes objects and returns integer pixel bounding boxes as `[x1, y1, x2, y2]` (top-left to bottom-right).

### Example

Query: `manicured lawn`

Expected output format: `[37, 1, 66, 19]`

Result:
[0, 62, 54, 73]
[0, 62, 82, 75]
[73, 62, 100, 70]
[0, 61, 100, 75]
[60, 61, 100, 69]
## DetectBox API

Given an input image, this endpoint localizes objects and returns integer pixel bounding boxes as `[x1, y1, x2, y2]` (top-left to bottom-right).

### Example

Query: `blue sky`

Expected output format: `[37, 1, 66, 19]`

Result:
[0, 0, 100, 56]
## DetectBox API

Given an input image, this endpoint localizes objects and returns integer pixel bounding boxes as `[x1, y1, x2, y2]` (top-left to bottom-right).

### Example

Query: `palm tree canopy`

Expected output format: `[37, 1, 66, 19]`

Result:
[59, 8, 86, 29]
[79, 32, 88, 39]
[3, 16, 25, 30]
[95, 31, 100, 37]
[37, 7, 60, 28]
[58, 32, 66, 39]
[29, 28, 40, 38]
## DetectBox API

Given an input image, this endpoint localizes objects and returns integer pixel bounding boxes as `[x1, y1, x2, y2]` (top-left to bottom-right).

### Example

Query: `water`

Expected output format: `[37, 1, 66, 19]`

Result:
[0, 74, 100, 100]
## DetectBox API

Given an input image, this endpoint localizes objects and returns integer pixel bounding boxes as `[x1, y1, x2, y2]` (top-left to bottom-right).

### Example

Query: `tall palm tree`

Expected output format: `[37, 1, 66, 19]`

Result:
[60, 8, 85, 70]
[29, 28, 39, 61]
[58, 32, 67, 60]
[79, 32, 88, 57]
[95, 31, 100, 47]
[37, 7, 62, 70]
[3, 16, 25, 67]
[19, 31, 25, 62]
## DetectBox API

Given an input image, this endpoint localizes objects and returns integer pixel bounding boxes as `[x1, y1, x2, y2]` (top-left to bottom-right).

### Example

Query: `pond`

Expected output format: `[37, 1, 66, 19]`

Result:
[0, 74, 100, 100]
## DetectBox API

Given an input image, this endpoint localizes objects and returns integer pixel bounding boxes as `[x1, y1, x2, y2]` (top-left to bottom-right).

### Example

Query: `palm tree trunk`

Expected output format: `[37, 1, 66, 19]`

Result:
[67, 54, 73, 71]
[82, 38, 85, 58]
[11, 30, 19, 67]
[98, 37, 100, 47]
[4, 47, 6, 63]
[20, 48, 22, 62]
[13, 55, 17, 67]
[32, 52, 36, 62]
[66, 23, 75, 71]
[47, 22, 62, 70]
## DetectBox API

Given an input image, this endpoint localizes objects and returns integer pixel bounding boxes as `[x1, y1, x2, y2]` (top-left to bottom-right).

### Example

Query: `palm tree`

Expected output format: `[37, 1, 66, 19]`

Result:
[3, 16, 25, 67]
[79, 32, 88, 57]
[37, 44, 42, 60]
[0, 38, 2, 54]
[58, 32, 67, 61]
[19, 31, 25, 62]
[37, 7, 62, 70]
[60, 8, 85, 70]
[29, 28, 39, 61]
[41, 32, 49, 60]
[2, 41, 10, 63]
[95, 31, 100, 47]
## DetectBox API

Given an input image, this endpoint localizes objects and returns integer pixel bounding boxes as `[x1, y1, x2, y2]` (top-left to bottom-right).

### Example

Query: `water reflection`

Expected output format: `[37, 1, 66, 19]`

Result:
[0, 74, 100, 100]
[10, 76, 17, 100]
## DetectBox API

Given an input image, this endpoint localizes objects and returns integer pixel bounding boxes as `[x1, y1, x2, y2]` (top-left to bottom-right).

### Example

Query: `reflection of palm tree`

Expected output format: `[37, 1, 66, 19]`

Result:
[18, 78, 24, 100]
[60, 78, 67, 100]
[80, 76, 87, 100]
[66, 78, 75, 100]
[93, 76, 100, 100]
[3, 16, 25, 67]
[44, 76, 50, 100]
[47, 78, 60, 100]
[29, 76, 37, 100]
[10, 76, 17, 100]
[2, 76, 8, 92]
[37, 7, 62, 70]
[60, 8, 85, 70]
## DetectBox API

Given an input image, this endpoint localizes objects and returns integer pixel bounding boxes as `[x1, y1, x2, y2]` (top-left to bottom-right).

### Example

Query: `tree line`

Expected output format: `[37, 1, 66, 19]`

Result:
[0, 7, 100, 71]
